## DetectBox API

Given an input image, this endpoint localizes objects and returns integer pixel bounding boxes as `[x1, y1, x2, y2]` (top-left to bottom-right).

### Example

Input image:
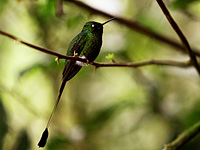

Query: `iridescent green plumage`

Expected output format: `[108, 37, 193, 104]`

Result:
[38, 18, 115, 148]
[63, 21, 103, 81]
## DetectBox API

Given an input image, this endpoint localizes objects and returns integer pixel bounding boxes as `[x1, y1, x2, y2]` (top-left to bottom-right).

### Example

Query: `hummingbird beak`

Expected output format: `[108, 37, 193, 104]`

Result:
[102, 17, 116, 25]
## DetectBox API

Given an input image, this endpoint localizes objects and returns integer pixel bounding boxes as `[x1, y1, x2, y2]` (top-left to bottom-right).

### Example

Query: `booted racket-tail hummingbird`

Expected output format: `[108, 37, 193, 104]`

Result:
[38, 18, 115, 147]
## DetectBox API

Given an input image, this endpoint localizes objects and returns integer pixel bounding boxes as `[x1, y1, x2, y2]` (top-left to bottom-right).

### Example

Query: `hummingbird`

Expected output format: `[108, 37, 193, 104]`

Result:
[38, 18, 115, 148]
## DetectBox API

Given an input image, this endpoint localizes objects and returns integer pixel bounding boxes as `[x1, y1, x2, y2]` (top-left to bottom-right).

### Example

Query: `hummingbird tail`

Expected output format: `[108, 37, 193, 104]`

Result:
[38, 79, 68, 148]
[38, 128, 48, 147]
[47, 79, 68, 128]
[38, 60, 78, 147]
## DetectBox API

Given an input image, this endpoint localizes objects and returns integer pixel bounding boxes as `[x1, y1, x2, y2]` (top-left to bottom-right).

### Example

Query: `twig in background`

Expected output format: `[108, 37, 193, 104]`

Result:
[56, 0, 64, 16]
[163, 121, 200, 150]
[156, 0, 200, 75]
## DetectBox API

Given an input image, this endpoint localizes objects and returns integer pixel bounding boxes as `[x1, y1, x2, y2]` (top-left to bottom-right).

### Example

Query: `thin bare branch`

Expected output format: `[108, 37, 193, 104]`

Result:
[92, 59, 190, 68]
[64, 0, 200, 57]
[156, 0, 200, 75]
[163, 121, 200, 150]
[0, 30, 192, 69]
[56, 0, 64, 16]
[0, 30, 87, 63]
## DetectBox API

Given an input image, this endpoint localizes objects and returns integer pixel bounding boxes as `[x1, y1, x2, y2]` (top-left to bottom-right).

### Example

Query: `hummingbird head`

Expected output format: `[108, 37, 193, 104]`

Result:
[82, 18, 116, 34]
[82, 21, 103, 34]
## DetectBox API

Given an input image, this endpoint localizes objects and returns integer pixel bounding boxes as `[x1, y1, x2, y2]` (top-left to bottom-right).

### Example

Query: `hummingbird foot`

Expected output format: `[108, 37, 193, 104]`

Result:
[73, 51, 79, 57]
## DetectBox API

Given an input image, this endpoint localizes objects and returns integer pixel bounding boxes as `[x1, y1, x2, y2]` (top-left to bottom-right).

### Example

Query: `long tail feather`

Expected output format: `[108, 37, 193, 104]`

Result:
[46, 78, 67, 128]
[38, 79, 67, 147]
[38, 61, 75, 148]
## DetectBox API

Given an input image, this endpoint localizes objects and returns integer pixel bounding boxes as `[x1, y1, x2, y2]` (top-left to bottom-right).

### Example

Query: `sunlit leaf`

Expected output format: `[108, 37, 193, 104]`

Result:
[105, 53, 115, 62]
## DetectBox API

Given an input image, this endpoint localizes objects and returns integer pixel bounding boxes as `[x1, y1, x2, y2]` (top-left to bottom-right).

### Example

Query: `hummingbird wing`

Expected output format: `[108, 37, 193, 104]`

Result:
[62, 32, 87, 82]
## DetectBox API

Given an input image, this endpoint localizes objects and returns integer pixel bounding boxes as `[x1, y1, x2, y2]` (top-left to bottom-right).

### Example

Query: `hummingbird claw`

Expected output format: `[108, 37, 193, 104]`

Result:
[73, 51, 78, 57]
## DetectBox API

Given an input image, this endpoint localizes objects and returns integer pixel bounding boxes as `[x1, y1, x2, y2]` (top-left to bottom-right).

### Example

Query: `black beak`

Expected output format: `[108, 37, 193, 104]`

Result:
[102, 17, 116, 25]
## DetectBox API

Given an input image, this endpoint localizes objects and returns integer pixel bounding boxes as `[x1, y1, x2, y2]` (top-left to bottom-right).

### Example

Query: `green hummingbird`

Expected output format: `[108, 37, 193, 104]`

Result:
[38, 18, 115, 148]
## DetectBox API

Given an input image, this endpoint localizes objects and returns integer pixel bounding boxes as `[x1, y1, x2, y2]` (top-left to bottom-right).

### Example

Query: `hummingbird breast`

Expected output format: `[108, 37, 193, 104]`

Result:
[81, 32, 103, 62]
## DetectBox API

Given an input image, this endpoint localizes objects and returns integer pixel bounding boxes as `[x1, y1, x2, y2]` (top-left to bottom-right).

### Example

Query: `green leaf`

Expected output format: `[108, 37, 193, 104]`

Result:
[105, 53, 115, 62]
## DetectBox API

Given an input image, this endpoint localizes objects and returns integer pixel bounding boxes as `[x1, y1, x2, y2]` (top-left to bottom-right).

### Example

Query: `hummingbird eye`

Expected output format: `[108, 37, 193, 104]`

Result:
[91, 24, 95, 28]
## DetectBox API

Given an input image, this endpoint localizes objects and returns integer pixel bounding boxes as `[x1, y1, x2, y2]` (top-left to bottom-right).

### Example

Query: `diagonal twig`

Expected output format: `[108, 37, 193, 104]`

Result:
[0, 30, 87, 63]
[156, 0, 200, 75]
[163, 121, 200, 150]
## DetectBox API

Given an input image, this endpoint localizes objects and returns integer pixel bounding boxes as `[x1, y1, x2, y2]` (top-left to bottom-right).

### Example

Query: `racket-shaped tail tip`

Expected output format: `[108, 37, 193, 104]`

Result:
[38, 128, 49, 148]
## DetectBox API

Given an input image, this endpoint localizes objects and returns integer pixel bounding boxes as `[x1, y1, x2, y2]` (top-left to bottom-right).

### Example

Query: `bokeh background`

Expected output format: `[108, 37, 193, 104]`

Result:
[0, 0, 200, 150]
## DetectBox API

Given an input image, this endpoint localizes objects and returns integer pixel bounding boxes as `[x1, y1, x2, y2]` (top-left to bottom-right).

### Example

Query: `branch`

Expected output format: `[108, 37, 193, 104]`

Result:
[0, 30, 192, 68]
[0, 30, 87, 63]
[163, 121, 200, 150]
[92, 59, 190, 68]
[56, 0, 64, 16]
[156, 0, 200, 75]
[64, 0, 200, 57]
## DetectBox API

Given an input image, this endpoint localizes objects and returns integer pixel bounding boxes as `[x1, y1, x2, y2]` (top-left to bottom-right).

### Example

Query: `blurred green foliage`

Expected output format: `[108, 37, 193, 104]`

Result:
[15, 130, 31, 150]
[171, 0, 200, 9]
[0, 96, 8, 150]
[0, 0, 200, 150]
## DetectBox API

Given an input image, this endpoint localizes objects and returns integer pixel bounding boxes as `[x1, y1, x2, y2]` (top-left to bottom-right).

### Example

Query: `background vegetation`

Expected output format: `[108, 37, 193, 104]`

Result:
[0, 0, 200, 150]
